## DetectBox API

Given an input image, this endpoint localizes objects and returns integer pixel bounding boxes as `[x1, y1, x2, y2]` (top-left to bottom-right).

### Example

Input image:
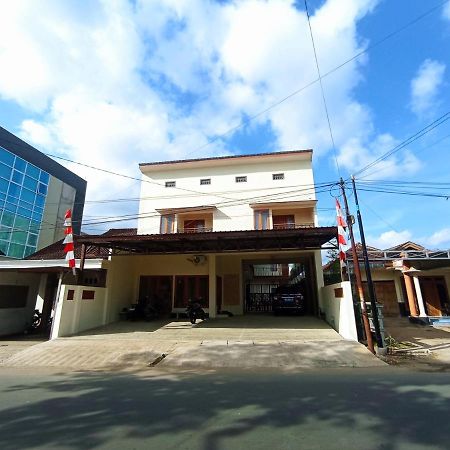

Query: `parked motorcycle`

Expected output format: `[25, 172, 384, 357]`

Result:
[186, 299, 206, 324]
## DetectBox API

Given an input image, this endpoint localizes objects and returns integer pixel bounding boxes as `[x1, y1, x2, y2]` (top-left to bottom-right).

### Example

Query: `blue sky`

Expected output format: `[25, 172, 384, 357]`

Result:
[0, 0, 449, 249]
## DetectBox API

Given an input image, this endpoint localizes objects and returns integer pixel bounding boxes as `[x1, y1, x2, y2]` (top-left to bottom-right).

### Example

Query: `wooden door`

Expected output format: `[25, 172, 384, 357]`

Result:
[139, 276, 173, 314]
[419, 277, 447, 317]
[364, 281, 399, 316]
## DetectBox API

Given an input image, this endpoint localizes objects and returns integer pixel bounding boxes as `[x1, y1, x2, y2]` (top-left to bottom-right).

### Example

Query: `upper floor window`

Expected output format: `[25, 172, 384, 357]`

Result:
[254, 209, 269, 230]
[272, 173, 284, 180]
[183, 219, 206, 233]
[200, 178, 211, 185]
[273, 215, 295, 229]
[165, 181, 176, 188]
[235, 176, 247, 183]
[160, 214, 175, 234]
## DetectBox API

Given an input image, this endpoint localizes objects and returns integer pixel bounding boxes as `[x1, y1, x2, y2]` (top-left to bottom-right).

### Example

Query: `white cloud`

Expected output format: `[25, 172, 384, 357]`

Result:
[369, 230, 413, 249]
[2, 0, 427, 229]
[410, 59, 446, 116]
[423, 227, 450, 248]
[368, 227, 450, 250]
[443, 1, 450, 21]
[337, 133, 421, 178]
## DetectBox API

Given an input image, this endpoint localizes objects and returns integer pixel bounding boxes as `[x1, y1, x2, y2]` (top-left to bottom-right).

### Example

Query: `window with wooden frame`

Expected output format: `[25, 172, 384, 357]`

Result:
[254, 209, 270, 230]
[272, 214, 295, 229]
[160, 214, 175, 234]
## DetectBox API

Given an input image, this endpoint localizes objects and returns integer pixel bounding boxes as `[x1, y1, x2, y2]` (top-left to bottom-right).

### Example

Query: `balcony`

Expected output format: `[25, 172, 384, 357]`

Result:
[272, 222, 315, 230]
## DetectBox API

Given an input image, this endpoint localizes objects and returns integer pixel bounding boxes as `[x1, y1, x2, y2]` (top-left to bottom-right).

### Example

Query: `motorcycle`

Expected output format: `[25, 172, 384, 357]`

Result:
[186, 299, 206, 324]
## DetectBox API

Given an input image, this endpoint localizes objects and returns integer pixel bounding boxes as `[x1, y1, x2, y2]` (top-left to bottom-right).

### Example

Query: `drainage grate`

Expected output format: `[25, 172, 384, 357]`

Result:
[148, 353, 167, 367]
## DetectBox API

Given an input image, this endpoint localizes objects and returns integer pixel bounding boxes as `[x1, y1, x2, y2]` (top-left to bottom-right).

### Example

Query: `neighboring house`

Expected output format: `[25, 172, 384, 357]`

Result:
[1, 150, 356, 340]
[330, 241, 450, 321]
[0, 126, 87, 335]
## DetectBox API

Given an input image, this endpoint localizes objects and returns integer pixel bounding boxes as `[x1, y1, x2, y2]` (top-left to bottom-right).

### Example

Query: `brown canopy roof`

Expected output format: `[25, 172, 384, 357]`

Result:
[77, 227, 337, 255]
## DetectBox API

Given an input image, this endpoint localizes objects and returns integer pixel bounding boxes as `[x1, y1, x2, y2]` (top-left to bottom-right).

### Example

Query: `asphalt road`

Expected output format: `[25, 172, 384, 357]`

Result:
[0, 366, 449, 450]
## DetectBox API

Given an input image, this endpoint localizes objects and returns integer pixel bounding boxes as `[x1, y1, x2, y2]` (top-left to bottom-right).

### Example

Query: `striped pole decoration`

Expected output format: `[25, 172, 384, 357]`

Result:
[63, 209, 76, 275]
[335, 199, 348, 269]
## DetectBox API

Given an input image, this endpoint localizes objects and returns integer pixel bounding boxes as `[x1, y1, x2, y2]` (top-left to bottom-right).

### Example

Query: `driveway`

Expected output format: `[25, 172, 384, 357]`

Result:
[2, 315, 384, 370]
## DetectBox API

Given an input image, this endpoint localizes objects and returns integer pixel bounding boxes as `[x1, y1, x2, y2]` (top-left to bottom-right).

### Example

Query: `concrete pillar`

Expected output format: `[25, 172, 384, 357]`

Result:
[50, 273, 64, 340]
[403, 273, 418, 317]
[413, 276, 427, 317]
[208, 255, 217, 318]
[36, 273, 48, 311]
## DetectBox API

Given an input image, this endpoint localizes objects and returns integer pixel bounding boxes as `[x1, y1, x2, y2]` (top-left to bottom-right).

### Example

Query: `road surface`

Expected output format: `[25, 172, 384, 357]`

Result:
[0, 366, 448, 450]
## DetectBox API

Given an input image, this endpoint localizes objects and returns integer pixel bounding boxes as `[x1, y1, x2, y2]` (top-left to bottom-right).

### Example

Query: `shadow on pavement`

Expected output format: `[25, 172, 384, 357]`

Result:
[0, 368, 449, 449]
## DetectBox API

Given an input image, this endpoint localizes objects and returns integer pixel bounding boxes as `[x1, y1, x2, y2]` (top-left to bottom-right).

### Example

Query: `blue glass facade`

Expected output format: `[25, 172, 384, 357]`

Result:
[0, 146, 50, 258]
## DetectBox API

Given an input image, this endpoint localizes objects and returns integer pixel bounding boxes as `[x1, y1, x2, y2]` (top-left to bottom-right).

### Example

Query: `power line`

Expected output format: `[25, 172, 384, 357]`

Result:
[352, 112, 450, 178]
[304, 0, 340, 176]
[183, 0, 447, 158]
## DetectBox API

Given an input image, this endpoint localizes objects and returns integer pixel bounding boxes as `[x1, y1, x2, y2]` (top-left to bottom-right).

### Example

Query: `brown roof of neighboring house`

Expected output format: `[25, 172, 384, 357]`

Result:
[26, 228, 138, 260]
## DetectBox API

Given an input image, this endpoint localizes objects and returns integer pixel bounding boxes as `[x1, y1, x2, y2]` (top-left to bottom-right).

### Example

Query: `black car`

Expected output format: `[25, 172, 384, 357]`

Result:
[273, 286, 305, 315]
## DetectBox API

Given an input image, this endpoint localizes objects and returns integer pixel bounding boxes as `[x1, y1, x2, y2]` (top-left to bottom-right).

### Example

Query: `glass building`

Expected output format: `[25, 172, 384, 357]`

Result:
[0, 147, 50, 258]
[0, 127, 86, 259]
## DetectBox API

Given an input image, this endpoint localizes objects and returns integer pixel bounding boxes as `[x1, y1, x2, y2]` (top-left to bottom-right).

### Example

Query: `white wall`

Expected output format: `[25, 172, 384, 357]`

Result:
[0, 272, 42, 336]
[138, 155, 316, 234]
[52, 284, 106, 337]
[321, 281, 358, 341]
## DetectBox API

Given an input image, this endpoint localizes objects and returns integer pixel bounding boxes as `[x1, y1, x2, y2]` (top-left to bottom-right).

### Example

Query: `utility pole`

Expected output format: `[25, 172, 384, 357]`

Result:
[339, 178, 375, 354]
[351, 176, 384, 349]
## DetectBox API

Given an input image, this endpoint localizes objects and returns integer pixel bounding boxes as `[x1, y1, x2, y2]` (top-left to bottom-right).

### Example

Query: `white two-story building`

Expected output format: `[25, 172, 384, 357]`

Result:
[3, 150, 356, 340]
[51, 149, 340, 334]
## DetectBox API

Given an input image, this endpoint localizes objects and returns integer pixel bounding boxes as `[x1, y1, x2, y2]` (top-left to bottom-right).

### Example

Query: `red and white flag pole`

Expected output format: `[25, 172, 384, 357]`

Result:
[63, 209, 76, 276]
[336, 199, 348, 278]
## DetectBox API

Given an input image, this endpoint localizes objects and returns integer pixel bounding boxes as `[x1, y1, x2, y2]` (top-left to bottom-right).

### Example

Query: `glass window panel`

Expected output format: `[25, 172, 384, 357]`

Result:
[0, 148, 14, 166]
[29, 221, 40, 233]
[27, 233, 38, 247]
[32, 209, 43, 222]
[14, 215, 30, 231]
[20, 188, 35, 204]
[8, 243, 25, 259]
[14, 157, 26, 172]
[0, 228, 11, 240]
[35, 194, 46, 208]
[39, 171, 49, 184]
[17, 206, 33, 219]
[0, 240, 9, 255]
[37, 182, 47, 195]
[7, 195, 18, 206]
[11, 170, 24, 184]
[8, 182, 20, 197]
[0, 191, 5, 201]
[24, 245, 36, 257]
[23, 175, 38, 192]
[10, 231, 27, 245]
[1, 212, 14, 227]
[0, 163, 12, 180]
[25, 163, 40, 179]
[0, 177, 9, 194]
[4, 202, 17, 214]
[0, 198, 4, 211]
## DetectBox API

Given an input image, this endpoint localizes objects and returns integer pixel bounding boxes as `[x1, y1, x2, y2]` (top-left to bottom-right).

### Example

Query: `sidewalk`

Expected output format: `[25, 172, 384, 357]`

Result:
[384, 317, 450, 369]
[1, 316, 385, 371]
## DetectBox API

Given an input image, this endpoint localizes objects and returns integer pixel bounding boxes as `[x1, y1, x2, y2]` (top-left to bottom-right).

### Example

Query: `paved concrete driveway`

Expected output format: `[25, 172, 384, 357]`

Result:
[3, 315, 384, 370]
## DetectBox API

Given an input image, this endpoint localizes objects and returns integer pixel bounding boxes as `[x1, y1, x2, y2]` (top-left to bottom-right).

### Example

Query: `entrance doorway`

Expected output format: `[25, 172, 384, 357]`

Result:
[243, 258, 317, 315]
[139, 276, 173, 316]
